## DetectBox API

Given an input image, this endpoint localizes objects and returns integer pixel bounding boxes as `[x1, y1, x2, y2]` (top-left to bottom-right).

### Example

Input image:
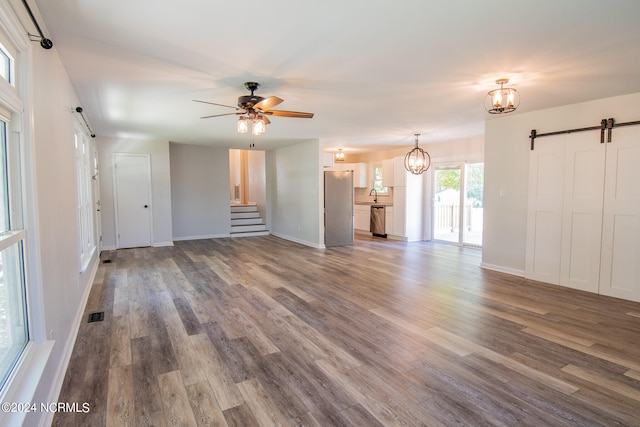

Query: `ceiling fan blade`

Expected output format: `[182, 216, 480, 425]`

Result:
[266, 110, 314, 119]
[253, 96, 284, 111]
[200, 112, 244, 119]
[262, 116, 271, 125]
[193, 99, 239, 109]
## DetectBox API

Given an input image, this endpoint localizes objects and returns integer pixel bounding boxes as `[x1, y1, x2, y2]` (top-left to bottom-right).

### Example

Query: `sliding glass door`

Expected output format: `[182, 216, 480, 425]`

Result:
[433, 162, 484, 246]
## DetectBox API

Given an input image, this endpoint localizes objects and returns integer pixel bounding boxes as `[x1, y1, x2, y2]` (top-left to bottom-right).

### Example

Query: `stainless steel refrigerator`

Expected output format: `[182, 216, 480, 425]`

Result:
[324, 170, 354, 247]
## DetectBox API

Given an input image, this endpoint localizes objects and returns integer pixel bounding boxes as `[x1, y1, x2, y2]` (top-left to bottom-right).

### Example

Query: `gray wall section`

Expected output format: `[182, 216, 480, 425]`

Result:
[268, 139, 322, 247]
[170, 143, 231, 240]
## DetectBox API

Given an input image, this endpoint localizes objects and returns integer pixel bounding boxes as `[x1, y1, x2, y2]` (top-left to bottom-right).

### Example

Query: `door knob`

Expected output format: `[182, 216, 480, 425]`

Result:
[144, 205, 148, 208]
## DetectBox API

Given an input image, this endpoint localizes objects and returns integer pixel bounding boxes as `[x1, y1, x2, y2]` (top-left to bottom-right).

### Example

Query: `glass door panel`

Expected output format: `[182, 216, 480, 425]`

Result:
[463, 162, 484, 246]
[434, 166, 461, 243]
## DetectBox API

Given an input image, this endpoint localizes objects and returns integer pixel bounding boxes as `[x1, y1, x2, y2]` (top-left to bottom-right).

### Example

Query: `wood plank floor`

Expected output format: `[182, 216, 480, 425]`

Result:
[53, 235, 640, 426]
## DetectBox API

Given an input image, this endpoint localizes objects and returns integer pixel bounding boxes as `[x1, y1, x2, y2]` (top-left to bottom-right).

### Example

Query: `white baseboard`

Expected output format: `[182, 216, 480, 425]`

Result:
[480, 262, 525, 277]
[270, 232, 323, 249]
[39, 254, 99, 427]
[153, 241, 174, 247]
[172, 233, 231, 241]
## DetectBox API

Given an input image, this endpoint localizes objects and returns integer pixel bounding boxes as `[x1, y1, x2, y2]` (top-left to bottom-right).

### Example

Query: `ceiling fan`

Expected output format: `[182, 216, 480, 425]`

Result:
[193, 82, 314, 135]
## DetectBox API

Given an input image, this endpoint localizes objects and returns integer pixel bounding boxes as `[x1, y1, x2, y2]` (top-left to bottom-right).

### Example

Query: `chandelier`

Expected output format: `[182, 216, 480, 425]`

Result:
[404, 134, 431, 175]
[485, 78, 520, 114]
[335, 149, 345, 162]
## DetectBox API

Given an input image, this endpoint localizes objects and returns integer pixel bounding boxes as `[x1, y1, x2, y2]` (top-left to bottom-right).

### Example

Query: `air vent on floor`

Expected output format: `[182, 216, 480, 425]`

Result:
[87, 312, 105, 323]
[102, 259, 112, 263]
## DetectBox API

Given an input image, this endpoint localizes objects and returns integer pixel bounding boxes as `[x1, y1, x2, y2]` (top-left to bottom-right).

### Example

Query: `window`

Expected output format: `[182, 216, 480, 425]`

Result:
[0, 19, 36, 402]
[0, 48, 9, 84]
[372, 165, 388, 194]
[0, 113, 28, 390]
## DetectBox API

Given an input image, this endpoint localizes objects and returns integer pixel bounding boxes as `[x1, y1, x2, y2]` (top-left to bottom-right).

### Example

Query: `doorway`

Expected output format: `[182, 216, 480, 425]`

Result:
[433, 162, 484, 246]
[113, 153, 152, 248]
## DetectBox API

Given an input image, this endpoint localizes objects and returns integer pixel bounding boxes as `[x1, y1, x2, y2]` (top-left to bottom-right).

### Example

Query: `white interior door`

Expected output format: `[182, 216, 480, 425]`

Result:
[599, 126, 640, 302]
[559, 133, 605, 292]
[113, 153, 152, 248]
[93, 146, 102, 252]
[525, 135, 565, 284]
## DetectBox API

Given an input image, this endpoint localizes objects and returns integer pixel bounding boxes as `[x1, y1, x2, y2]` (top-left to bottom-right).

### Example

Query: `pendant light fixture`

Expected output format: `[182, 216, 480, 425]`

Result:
[335, 148, 345, 161]
[404, 134, 431, 175]
[252, 116, 266, 135]
[485, 78, 520, 114]
[237, 116, 249, 133]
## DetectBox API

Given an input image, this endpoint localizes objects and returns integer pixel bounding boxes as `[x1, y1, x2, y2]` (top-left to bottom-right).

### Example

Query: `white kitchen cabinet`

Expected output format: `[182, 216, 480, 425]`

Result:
[385, 206, 394, 236]
[392, 167, 424, 242]
[354, 204, 370, 231]
[323, 152, 335, 167]
[393, 156, 406, 188]
[382, 159, 394, 187]
[328, 163, 368, 188]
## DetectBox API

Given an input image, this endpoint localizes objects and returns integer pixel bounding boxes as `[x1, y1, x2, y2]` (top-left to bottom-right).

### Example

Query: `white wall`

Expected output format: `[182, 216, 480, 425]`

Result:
[170, 143, 230, 240]
[267, 139, 323, 247]
[229, 148, 241, 201]
[247, 150, 266, 220]
[97, 137, 173, 248]
[483, 92, 640, 275]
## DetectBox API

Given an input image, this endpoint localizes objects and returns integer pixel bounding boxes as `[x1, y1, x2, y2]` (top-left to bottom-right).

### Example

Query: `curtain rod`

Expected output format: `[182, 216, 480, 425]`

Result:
[528, 118, 640, 150]
[21, 0, 53, 49]
[75, 107, 96, 138]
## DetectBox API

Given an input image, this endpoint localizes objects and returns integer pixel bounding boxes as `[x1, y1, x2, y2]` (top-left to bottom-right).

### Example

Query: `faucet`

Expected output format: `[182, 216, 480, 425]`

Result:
[369, 188, 378, 203]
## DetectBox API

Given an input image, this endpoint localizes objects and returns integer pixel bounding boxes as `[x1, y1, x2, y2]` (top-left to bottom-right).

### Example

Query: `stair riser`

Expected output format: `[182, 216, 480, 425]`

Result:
[231, 212, 261, 219]
[231, 206, 259, 213]
[231, 224, 267, 232]
[230, 230, 270, 238]
[231, 218, 265, 226]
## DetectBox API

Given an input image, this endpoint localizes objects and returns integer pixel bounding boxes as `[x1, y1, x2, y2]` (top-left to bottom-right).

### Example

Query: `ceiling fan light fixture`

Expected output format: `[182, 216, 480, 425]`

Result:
[404, 134, 431, 175]
[253, 116, 266, 135]
[237, 116, 248, 133]
[485, 78, 520, 114]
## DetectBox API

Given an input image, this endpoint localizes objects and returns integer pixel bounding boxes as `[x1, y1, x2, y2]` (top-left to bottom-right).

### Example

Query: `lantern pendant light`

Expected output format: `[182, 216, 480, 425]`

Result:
[404, 134, 431, 175]
[485, 78, 520, 114]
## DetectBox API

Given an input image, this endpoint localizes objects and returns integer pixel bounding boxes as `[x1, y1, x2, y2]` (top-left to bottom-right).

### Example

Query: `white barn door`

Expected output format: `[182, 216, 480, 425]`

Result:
[559, 134, 605, 292]
[526, 133, 605, 293]
[113, 153, 152, 248]
[599, 126, 640, 302]
[525, 135, 565, 284]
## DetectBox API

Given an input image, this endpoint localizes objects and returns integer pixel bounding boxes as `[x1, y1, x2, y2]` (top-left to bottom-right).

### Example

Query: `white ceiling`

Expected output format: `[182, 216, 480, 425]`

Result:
[33, 0, 640, 152]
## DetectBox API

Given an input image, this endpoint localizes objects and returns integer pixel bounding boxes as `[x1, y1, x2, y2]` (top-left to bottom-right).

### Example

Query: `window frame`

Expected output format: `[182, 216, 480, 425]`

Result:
[0, 3, 51, 422]
[371, 163, 388, 194]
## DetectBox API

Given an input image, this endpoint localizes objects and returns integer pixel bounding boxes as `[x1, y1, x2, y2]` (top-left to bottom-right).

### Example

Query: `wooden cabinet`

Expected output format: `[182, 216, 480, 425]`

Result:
[354, 204, 370, 231]
[382, 159, 394, 187]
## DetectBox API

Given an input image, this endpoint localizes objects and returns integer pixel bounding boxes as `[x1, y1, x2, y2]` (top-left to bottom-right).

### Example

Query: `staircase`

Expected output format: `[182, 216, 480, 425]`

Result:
[230, 204, 269, 237]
